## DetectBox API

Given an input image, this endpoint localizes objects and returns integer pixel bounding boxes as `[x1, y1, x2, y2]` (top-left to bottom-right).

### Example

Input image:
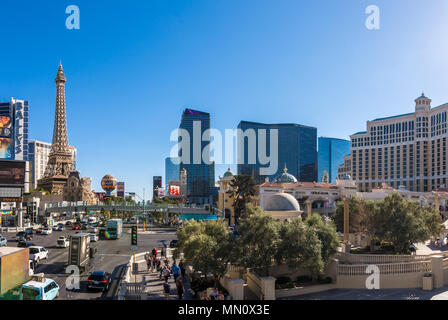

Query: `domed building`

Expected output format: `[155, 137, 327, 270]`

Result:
[262, 192, 303, 221]
[274, 165, 298, 184]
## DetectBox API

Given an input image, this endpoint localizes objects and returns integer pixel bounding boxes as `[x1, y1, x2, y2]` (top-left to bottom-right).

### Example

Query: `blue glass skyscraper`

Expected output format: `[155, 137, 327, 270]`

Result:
[318, 137, 350, 184]
[165, 156, 180, 190]
[178, 108, 215, 205]
[237, 121, 317, 184]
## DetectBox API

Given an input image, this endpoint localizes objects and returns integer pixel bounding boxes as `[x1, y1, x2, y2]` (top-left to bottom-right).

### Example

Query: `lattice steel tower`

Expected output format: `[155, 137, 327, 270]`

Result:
[37, 64, 75, 195]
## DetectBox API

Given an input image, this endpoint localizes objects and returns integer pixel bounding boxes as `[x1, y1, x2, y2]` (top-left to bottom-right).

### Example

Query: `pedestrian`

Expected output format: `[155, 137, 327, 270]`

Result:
[209, 287, 219, 300]
[171, 261, 180, 281]
[175, 277, 185, 300]
[163, 266, 171, 282]
[161, 247, 165, 258]
[152, 247, 157, 258]
[179, 259, 186, 278]
[163, 279, 171, 300]
[146, 256, 151, 271]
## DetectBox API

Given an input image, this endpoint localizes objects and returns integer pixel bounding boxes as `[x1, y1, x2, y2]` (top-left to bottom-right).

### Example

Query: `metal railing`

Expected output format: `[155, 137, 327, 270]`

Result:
[338, 261, 432, 276]
[337, 252, 430, 265]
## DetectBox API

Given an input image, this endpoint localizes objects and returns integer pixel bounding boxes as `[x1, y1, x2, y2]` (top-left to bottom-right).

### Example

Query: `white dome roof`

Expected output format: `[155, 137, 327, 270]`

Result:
[264, 193, 301, 212]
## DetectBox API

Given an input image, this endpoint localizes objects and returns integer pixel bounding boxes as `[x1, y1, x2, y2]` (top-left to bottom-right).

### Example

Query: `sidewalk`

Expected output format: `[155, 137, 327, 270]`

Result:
[141, 257, 194, 300]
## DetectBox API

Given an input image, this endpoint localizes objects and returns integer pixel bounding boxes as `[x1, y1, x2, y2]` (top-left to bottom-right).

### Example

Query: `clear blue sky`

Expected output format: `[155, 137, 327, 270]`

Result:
[1, 0, 448, 197]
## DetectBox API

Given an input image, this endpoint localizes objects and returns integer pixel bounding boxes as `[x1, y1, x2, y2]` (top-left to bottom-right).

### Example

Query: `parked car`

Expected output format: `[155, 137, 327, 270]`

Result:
[80, 224, 88, 230]
[25, 228, 34, 235]
[89, 227, 98, 233]
[65, 221, 72, 226]
[18, 240, 35, 248]
[0, 236, 7, 247]
[35, 228, 43, 234]
[90, 234, 99, 242]
[72, 225, 80, 230]
[29, 246, 48, 263]
[169, 239, 179, 248]
[20, 277, 59, 300]
[56, 237, 69, 248]
[87, 271, 111, 291]
[41, 228, 52, 235]
[54, 225, 64, 231]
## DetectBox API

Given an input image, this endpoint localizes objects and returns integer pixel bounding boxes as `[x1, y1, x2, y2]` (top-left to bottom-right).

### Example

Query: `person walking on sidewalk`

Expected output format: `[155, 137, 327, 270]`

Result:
[171, 261, 180, 281]
[152, 247, 157, 258]
[146, 255, 151, 271]
[175, 276, 185, 300]
[163, 266, 171, 282]
[163, 279, 171, 300]
[161, 247, 165, 258]
[179, 259, 186, 279]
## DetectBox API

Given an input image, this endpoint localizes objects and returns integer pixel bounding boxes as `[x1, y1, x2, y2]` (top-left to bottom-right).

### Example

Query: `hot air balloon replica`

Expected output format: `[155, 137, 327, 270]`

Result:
[101, 174, 117, 196]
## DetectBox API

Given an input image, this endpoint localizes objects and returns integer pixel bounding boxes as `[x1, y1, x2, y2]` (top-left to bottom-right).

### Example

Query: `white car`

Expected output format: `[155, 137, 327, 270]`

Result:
[89, 227, 98, 233]
[56, 237, 69, 248]
[90, 234, 99, 242]
[29, 246, 48, 263]
[41, 228, 52, 235]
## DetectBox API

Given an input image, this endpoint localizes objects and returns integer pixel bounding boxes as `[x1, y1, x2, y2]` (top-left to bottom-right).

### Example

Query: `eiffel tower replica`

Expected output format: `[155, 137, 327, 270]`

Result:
[37, 64, 75, 195]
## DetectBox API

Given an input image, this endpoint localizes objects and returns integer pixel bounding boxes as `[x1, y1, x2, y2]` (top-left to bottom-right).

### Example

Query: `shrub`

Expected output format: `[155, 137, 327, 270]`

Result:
[276, 276, 291, 285]
[317, 276, 332, 284]
[296, 275, 313, 283]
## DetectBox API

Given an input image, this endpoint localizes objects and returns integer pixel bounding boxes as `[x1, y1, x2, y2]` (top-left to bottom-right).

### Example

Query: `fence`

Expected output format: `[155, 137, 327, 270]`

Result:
[337, 252, 430, 265]
[337, 261, 432, 276]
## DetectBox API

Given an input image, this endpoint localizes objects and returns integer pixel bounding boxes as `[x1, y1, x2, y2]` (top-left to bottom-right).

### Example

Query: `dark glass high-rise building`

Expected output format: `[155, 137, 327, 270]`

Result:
[237, 121, 317, 184]
[178, 108, 215, 205]
[317, 137, 350, 184]
[165, 156, 180, 190]
[153, 176, 162, 199]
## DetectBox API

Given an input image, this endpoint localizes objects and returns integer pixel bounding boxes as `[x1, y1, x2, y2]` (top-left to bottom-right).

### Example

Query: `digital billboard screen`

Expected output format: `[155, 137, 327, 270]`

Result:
[117, 182, 125, 197]
[169, 185, 180, 195]
[0, 137, 13, 159]
[0, 160, 25, 186]
[0, 115, 12, 138]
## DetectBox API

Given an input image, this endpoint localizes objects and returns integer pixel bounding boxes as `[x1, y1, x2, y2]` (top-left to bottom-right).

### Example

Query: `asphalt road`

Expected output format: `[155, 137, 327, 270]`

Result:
[2, 225, 177, 300]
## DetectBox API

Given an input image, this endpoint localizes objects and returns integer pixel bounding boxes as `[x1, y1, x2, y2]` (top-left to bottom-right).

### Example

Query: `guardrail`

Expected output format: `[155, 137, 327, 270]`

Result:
[337, 261, 432, 276]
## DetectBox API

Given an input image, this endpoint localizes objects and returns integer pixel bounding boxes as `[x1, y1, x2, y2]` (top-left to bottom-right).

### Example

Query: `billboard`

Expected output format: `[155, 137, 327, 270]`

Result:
[0, 160, 26, 186]
[0, 115, 12, 138]
[157, 187, 165, 197]
[169, 185, 180, 195]
[117, 182, 125, 197]
[0, 138, 13, 159]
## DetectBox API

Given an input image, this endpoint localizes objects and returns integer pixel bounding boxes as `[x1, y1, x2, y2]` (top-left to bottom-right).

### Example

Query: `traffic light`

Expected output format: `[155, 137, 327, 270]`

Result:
[131, 226, 137, 246]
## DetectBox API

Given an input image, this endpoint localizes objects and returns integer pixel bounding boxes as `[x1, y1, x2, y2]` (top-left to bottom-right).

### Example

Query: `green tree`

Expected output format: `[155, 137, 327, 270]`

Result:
[276, 217, 323, 280]
[376, 193, 443, 252]
[228, 175, 257, 224]
[333, 197, 365, 233]
[175, 220, 233, 286]
[231, 205, 280, 276]
[305, 214, 340, 267]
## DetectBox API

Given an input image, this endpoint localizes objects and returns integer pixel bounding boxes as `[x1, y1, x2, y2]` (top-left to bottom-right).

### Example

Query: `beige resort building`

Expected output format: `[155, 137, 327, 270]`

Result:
[349, 93, 448, 193]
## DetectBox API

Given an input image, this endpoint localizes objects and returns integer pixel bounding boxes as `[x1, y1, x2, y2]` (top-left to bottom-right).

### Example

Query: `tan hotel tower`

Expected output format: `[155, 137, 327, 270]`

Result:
[350, 93, 448, 192]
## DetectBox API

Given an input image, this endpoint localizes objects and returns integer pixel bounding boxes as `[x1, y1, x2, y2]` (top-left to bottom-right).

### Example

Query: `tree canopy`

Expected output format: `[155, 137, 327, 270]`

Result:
[228, 175, 257, 224]
[332, 193, 444, 253]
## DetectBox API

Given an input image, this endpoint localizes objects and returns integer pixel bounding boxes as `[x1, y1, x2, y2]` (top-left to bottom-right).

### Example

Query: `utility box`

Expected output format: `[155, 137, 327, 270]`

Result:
[423, 273, 433, 291]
